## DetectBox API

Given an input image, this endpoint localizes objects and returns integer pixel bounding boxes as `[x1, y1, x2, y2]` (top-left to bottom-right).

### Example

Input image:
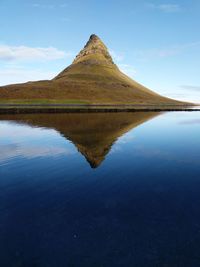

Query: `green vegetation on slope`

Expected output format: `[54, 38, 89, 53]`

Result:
[0, 34, 189, 106]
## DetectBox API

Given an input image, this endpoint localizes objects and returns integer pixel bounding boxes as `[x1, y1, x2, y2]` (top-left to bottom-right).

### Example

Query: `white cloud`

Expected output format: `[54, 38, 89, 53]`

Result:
[117, 132, 135, 144]
[181, 85, 200, 92]
[110, 132, 135, 154]
[32, 3, 55, 9]
[0, 43, 74, 85]
[109, 50, 137, 77]
[174, 86, 200, 103]
[0, 144, 72, 162]
[135, 47, 178, 61]
[166, 92, 200, 104]
[0, 121, 58, 138]
[135, 41, 200, 61]
[0, 66, 56, 85]
[0, 45, 72, 62]
[118, 64, 137, 77]
[146, 3, 181, 13]
[109, 50, 124, 62]
[0, 122, 75, 162]
[180, 119, 200, 125]
[32, 3, 68, 9]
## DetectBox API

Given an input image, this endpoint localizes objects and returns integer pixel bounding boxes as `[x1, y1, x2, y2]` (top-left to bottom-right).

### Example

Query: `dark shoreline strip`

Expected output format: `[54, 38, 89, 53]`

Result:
[0, 108, 199, 114]
[0, 104, 195, 107]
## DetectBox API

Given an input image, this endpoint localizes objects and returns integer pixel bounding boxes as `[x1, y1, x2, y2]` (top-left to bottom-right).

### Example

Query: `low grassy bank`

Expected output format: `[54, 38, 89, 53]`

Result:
[0, 99, 90, 105]
[0, 98, 194, 106]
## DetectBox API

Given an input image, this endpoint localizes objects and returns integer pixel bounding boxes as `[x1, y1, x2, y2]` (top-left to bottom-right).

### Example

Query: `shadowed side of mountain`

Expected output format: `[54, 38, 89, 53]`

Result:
[0, 34, 187, 105]
[0, 112, 160, 168]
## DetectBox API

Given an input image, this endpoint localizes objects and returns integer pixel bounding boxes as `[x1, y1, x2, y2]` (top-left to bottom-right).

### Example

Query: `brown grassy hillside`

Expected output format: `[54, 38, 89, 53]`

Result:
[0, 34, 186, 105]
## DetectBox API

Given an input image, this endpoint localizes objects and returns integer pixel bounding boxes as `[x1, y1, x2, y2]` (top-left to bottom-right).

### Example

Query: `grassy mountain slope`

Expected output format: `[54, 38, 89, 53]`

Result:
[0, 34, 186, 105]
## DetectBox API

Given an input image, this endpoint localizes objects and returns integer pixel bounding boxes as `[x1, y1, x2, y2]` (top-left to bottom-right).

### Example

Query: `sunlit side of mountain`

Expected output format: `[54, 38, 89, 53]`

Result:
[0, 34, 185, 105]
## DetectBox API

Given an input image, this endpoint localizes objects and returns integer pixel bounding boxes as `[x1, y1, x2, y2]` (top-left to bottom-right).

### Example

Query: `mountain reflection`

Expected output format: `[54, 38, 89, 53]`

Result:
[0, 112, 159, 168]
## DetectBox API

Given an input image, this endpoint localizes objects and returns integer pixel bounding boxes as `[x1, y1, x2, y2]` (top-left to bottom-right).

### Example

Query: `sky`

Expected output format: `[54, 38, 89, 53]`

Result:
[0, 0, 200, 103]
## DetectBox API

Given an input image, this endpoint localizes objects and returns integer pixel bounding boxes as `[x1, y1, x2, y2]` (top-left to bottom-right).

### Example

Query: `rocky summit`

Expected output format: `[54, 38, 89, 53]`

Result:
[0, 34, 185, 105]
[73, 34, 114, 65]
[53, 34, 117, 81]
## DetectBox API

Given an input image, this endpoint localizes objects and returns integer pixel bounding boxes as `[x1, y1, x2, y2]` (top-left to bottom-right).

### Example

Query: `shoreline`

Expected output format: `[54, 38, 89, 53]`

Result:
[0, 104, 199, 114]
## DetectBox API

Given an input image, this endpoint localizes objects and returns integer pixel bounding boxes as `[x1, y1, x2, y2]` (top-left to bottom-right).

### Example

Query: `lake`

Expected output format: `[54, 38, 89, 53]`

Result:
[0, 111, 200, 267]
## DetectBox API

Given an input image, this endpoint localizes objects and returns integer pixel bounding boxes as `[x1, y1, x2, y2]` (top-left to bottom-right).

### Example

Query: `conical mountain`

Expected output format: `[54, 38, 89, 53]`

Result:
[0, 34, 185, 105]
[0, 112, 160, 168]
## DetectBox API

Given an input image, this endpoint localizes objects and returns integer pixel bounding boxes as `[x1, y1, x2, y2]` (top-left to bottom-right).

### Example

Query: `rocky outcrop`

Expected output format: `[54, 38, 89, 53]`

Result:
[72, 34, 114, 65]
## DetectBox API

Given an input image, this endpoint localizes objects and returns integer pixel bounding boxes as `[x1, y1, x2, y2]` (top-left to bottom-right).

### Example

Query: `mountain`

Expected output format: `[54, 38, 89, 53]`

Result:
[0, 112, 160, 168]
[0, 34, 184, 105]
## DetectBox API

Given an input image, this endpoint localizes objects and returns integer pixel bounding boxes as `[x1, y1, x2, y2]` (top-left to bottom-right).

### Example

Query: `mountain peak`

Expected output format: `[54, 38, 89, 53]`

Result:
[72, 34, 114, 65]
[83, 34, 106, 51]
[88, 34, 101, 41]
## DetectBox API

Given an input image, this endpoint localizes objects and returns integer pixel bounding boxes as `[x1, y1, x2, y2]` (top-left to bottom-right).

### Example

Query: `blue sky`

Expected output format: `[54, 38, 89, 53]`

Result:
[0, 0, 200, 103]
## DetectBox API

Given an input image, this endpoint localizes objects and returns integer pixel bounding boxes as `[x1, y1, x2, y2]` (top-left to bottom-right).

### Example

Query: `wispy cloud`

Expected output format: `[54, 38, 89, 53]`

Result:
[0, 45, 72, 62]
[179, 119, 200, 125]
[0, 144, 72, 162]
[135, 41, 200, 61]
[32, 3, 68, 9]
[109, 50, 136, 77]
[136, 47, 178, 60]
[0, 122, 75, 162]
[118, 64, 137, 77]
[176, 85, 200, 103]
[181, 85, 200, 92]
[33, 3, 55, 9]
[0, 66, 56, 85]
[146, 3, 181, 13]
[109, 50, 124, 62]
[117, 133, 135, 144]
[166, 92, 200, 104]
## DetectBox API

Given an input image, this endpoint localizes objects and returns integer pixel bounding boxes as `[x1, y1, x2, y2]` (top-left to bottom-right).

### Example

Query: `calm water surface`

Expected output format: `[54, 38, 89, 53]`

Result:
[0, 111, 200, 267]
